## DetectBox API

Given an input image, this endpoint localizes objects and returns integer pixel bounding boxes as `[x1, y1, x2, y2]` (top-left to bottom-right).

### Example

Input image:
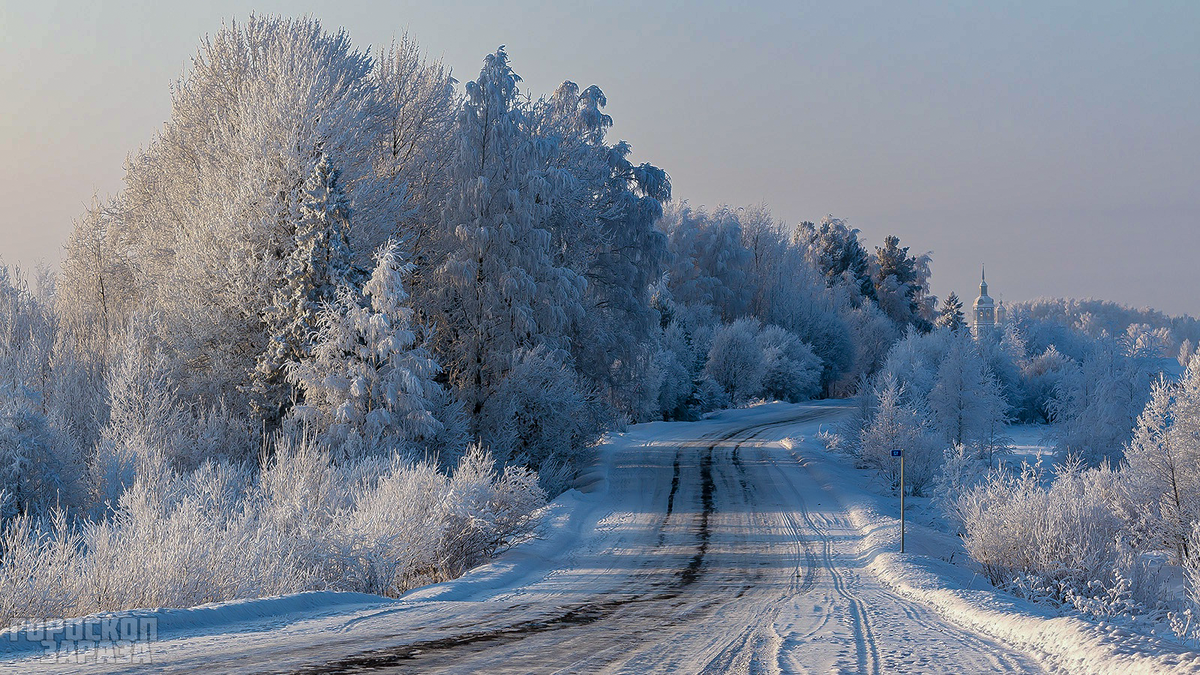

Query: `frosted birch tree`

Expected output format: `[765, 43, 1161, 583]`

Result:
[431, 48, 586, 431]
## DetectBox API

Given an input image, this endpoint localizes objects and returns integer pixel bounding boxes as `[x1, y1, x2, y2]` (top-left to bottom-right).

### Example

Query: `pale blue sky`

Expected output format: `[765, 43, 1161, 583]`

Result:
[2, 1, 1198, 314]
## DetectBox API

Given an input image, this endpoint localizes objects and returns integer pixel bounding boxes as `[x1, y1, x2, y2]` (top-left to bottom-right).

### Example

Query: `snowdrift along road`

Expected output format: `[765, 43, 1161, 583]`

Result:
[9, 401, 1196, 673]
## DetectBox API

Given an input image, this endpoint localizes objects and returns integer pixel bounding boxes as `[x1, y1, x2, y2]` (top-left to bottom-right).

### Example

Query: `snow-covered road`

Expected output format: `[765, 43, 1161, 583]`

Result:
[4, 402, 1054, 673]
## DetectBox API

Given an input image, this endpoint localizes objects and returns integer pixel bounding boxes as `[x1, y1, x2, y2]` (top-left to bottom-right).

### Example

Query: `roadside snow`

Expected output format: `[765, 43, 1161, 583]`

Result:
[790, 428, 1200, 674]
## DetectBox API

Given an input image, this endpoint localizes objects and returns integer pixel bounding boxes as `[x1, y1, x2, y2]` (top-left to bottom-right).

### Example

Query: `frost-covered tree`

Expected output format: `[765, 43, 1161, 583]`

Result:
[873, 235, 934, 331]
[1051, 336, 1150, 466]
[878, 327, 950, 404]
[705, 319, 767, 405]
[373, 36, 459, 280]
[659, 203, 850, 392]
[757, 324, 822, 402]
[832, 301, 899, 396]
[936, 292, 966, 332]
[928, 331, 1009, 454]
[0, 266, 87, 517]
[1123, 360, 1200, 563]
[794, 216, 875, 302]
[1123, 323, 1173, 359]
[58, 17, 399, 414]
[0, 383, 58, 519]
[976, 324, 1028, 416]
[660, 204, 754, 320]
[286, 242, 449, 458]
[1179, 339, 1196, 369]
[1016, 345, 1072, 424]
[57, 198, 136, 359]
[431, 48, 586, 433]
[254, 154, 357, 421]
[859, 375, 940, 496]
[534, 81, 671, 415]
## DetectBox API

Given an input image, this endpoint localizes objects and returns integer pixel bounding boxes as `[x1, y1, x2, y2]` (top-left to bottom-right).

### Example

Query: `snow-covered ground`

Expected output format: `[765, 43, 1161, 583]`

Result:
[4, 402, 1198, 673]
[1007, 424, 1058, 468]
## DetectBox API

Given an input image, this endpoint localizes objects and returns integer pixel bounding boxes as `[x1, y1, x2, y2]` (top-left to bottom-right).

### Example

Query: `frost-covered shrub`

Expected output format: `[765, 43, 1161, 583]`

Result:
[957, 458, 1137, 600]
[437, 446, 545, 577]
[932, 444, 978, 528]
[0, 438, 546, 628]
[480, 347, 606, 493]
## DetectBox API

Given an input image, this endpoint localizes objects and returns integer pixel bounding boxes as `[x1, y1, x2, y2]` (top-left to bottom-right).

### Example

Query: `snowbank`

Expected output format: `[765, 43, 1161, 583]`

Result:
[0, 591, 393, 658]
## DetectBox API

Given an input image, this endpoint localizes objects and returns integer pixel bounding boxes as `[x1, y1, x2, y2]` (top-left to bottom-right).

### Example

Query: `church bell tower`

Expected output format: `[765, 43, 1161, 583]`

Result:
[972, 265, 995, 336]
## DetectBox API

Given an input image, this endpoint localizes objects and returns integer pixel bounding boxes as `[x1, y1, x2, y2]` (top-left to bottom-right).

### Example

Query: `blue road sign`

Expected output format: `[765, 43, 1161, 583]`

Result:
[891, 449, 903, 457]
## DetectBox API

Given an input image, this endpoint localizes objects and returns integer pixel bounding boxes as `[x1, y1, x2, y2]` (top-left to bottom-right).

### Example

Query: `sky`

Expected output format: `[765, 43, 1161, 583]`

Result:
[2, 1, 1198, 315]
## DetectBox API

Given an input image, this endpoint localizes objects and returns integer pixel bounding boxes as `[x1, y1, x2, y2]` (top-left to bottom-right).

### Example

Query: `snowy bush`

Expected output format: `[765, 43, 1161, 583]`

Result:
[480, 346, 606, 492]
[957, 457, 1136, 600]
[932, 444, 979, 528]
[0, 437, 546, 628]
[437, 446, 546, 577]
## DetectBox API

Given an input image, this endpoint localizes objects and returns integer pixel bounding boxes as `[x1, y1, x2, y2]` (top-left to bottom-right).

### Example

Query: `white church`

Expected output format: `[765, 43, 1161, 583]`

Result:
[971, 265, 1005, 336]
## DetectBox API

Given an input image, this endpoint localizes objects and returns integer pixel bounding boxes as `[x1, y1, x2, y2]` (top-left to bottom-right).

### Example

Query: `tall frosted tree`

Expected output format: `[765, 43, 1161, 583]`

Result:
[57, 17, 401, 413]
[373, 36, 459, 292]
[254, 154, 356, 421]
[928, 331, 1009, 453]
[1051, 336, 1149, 466]
[431, 48, 585, 429]
[873, 235, 934, 331]
[534, 81, 670, 413]
[1123, 357, 1200, 562]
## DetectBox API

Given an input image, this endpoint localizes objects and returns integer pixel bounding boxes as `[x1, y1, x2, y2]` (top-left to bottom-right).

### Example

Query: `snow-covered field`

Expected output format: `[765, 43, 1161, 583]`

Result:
[4, 402, 1198, 673]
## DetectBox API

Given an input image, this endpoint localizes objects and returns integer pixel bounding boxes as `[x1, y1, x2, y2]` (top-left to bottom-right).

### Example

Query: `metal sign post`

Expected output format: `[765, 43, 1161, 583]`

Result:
[892, 448, 905, 553]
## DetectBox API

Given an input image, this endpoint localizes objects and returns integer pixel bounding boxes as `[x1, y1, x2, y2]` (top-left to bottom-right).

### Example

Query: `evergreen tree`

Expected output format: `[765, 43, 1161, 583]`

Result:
[287, 242, 446, 457]
[937, 292, 967, 332]
[254, 154, 356, 422]
[794, 216, 875, 301]
[873, 234, 934, 331]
